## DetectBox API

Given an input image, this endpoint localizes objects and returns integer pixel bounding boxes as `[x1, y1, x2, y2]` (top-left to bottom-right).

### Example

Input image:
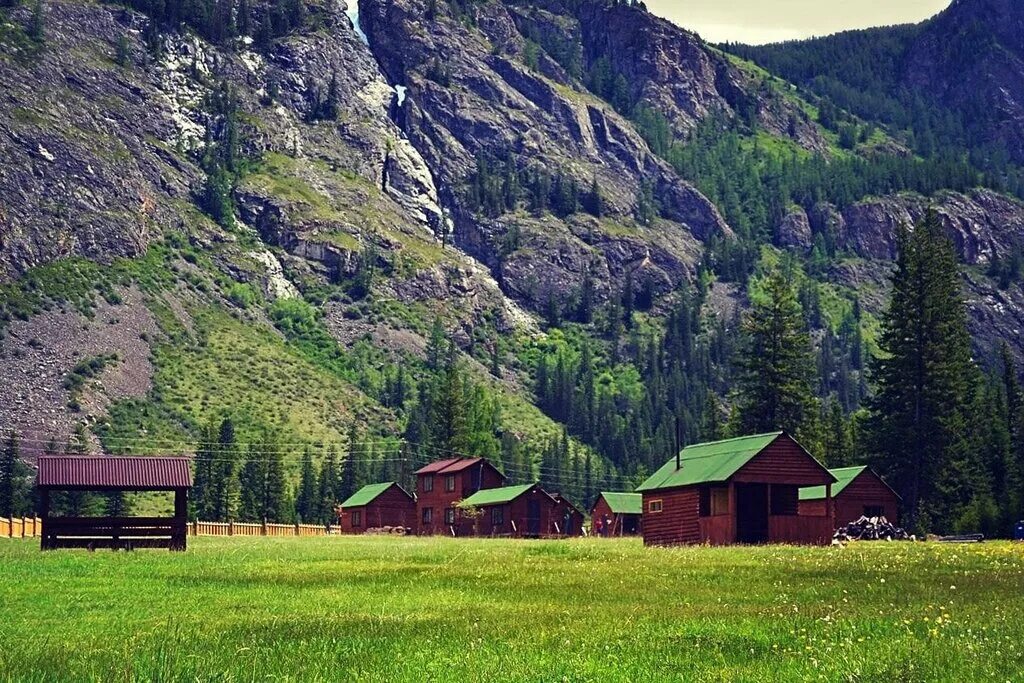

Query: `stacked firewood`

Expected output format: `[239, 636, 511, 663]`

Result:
[365, 526, 409, 535]
[833, 516, 912, 542]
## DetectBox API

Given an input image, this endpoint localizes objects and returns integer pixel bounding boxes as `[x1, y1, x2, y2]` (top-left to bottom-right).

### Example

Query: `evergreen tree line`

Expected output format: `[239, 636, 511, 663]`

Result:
[465, 154, 605, 219]
[107, 0, 307, 49]
[726, 27, 1024, 198]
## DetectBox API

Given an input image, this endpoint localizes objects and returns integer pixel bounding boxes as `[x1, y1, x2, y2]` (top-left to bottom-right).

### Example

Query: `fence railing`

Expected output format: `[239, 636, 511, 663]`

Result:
[0, 517, 43, 539]
[1, 518, 330, 540]
[190, 521, 331, 537]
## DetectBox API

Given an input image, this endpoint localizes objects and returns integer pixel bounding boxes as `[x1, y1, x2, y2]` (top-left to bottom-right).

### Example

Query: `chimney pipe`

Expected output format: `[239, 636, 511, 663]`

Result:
[675, 414, 682, 470]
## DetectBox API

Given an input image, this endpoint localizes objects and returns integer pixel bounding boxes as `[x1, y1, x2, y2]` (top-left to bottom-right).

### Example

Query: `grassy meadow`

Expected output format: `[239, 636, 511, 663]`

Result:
[0, 537, 1022, 682]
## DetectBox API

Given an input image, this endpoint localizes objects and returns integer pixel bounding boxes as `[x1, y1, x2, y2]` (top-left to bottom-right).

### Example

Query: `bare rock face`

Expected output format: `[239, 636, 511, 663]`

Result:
[903, 0, 1024, 163]
[776, 206, 813, 251]
[358, 0, 729, 305]
[573, 1, 828, 152]
[0, 3, 197, 282]
[840, 190, 1024, 264]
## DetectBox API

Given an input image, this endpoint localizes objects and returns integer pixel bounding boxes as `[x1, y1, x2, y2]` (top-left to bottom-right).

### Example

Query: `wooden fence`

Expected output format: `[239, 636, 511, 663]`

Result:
[0, 517, 43, 539]
[190, 521, 331, 537]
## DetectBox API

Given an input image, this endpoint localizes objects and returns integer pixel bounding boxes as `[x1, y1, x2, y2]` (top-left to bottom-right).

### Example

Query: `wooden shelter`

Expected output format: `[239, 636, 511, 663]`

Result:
[591, 492, 643, 536]
[414, 457, 505, 535]
[550, 493, 584, 536]
[458, 484, 555, 537]
[638, 432, 837, 546]
[799, 466, 900, 525]
[37, 456, 192, 551]
[338, 482, 416, 533]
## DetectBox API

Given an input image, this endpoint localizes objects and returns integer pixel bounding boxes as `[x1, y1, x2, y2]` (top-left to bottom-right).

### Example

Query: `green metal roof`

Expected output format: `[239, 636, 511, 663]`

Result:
[799, 466, 868, 501]
[340, 482, 399, 508]
[459, 484, 535, 507]
[598, 492, 642, 515]
[636, 432, 784, 492]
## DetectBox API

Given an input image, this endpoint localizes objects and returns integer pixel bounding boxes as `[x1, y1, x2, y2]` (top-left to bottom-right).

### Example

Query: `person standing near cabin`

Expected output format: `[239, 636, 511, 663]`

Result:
[603, 515, 611, 537]
[594, 517, 603, 537]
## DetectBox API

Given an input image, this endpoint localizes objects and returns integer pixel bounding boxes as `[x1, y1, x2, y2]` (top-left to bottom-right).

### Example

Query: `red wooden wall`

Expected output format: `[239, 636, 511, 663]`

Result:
[591, 497, 642, 536]
[642, 489, 700, 546]
[416, 463, 504, 535]
[467, 489, 553, 537]
[799, 471, 899, 525]
[339, 485, 416, 534]
[733, 436, 833, 486]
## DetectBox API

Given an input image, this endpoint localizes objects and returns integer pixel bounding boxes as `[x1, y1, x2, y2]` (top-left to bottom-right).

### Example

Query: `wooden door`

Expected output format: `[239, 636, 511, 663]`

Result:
[736, 483, 768, 544]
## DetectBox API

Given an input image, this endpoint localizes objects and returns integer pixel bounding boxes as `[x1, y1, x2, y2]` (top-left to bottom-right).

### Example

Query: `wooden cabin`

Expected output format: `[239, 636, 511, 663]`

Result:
[414, 457, 505, 535]
[550, 493, 584, 537]
[338, 482, 416, 533]
[37, 456, 192, 551]
[591, 492, 642, 536]
[637, 432, 837, 546]
[799, 466, 900, 526]
[457, 484, 555, 537]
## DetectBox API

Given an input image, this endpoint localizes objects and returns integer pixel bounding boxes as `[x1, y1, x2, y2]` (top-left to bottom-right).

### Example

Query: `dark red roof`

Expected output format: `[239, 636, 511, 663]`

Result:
[37, 456, 193, 489]
[414, 457, 505, 478]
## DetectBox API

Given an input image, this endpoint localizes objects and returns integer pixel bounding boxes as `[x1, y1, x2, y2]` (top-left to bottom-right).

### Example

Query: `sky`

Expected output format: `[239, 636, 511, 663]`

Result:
[644, 0, 952, 45]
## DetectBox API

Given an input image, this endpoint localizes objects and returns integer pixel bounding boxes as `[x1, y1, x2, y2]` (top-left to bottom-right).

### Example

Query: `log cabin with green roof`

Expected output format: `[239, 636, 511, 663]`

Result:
[799, 466, 900, 526]
[636, 432, 837, 546]
[338, 482, 416, 534]
[591, 492, 643, 536]
[457, 484, 556, 538]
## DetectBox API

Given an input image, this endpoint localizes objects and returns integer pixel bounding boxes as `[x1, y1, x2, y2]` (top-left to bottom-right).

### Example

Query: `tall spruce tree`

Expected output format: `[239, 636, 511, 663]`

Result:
[318, 445, 340, 523]
[866, 212, 976, 532]
[338, 425, 359, 504]
[735, 265, 815, 435]
[212, 418, 237, 520]
[0, 431, 25, 517]
[295, 446, 318, 523]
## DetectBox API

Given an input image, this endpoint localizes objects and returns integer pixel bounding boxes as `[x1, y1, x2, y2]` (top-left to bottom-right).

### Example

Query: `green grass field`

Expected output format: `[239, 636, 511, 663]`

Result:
[1, 538, 1022, 682]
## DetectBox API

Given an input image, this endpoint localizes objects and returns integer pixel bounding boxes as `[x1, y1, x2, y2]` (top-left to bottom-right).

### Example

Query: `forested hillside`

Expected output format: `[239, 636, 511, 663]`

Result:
[1, 0, 1022, 534]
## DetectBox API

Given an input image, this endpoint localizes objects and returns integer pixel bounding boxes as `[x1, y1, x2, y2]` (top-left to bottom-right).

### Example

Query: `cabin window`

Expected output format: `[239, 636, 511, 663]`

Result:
[700, 486, 729, 516]
[445, 475, 456, 492]
[648, 499, 663, 513]
[770, 485, 799, 516]
[491, 507, 504, 526]
[864, 505, 885, 518]
[351, 510, 362, 527]
[422, 507, 433, 525]
[444, 507, 456, 525]
[423, 476, 434, 493]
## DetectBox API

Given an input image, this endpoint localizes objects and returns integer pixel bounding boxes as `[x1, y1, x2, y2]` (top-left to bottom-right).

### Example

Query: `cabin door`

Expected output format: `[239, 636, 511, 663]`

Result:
[735, 483, 769, 544]
[527, 500, 541, 536]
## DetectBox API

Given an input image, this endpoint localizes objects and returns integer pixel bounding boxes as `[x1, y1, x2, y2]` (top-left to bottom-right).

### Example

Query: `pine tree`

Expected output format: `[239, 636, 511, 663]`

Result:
[0, 431, 24, 517]
[338, 425, 359, 504]
[237, 443, 266, 523]
[735, 265, 814, 435]
[29, 0, 44, 44]
[866, 212, 977, 532]
[318, 445, 340, 523]
[295, 446, 317, 523]
[213, 418, 237, 521]
[263, 433, 288, 522]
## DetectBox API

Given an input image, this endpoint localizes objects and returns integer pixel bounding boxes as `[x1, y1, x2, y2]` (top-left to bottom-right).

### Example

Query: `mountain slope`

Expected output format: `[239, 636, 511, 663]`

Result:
[2, 0, 1024, 494]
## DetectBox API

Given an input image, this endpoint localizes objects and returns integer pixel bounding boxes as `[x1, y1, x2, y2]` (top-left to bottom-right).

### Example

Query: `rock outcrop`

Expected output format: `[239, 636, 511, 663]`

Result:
[838, 190, 1024, 264]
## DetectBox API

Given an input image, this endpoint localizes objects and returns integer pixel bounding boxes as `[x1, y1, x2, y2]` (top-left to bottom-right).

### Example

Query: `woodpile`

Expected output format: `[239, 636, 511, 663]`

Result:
[833, 516, 912, 542]
[365, 526, 409, 536]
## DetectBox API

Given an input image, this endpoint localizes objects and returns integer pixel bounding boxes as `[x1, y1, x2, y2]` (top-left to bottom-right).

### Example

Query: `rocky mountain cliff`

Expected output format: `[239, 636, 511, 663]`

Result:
[1, 0, 1023, 467]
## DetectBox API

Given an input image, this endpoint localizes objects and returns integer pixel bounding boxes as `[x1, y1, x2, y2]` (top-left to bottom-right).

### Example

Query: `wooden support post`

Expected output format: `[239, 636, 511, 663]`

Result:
[826, 482, 834, 535]
[171, 488, 188, 551]
[727, 482, 737, 543]
[39, 489, 51, 551]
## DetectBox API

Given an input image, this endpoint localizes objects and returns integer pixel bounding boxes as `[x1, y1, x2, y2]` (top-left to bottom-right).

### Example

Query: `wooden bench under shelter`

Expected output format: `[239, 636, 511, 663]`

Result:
[37, 456, 193, 551]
